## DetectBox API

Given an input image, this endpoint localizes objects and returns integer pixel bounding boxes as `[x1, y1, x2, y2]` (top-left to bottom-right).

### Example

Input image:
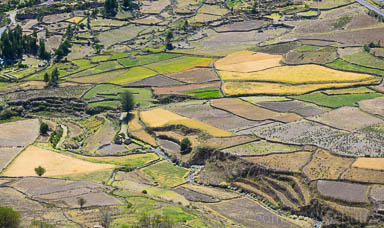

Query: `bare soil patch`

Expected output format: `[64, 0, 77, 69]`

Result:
[167, 68, 219, 83]
[358, 97, 384, 117]
[205, 197, 300, 228]
[317, 180, 368, 203]
[126, 75, 184, 87]
[0, 147, 23, 172]
[308, 107, 383, 131]
[0, 119, 39, 147]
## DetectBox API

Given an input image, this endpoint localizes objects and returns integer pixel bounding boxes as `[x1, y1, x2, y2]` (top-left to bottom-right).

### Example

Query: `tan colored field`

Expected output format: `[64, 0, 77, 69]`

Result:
[219, 65, 378, 83]
[131, 130, 157, 146]
[211, 98, 301, 123]
[343, 167, 384, 184]
[66, 17, 84, 23]
[245, 152, 312, 172]
[215, 51, 282, 73]
[128, 111, 143, 132]
[140, 108, 232, 137]
[352, 158, 384, 171]
[0, 119, 40, 147]
[222, 80, 380, 96]
[303, 149, 355, 181]
[3, 146, 115, 177]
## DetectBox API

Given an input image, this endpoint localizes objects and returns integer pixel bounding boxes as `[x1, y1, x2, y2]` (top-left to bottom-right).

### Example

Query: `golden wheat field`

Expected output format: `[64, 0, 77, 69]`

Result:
[3, 146, 116, 177]
[215, 51, 282, 73]
[352, 158, 384, 171]
[218, 65, 378, 84]
[66, 17, 84, 23]
[140, 108, 232, 137]
[222, 79, 380, 95]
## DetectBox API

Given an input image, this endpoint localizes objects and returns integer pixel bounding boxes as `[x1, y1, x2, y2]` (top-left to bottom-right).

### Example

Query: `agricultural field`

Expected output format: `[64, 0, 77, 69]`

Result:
[2, 0, 384, 226]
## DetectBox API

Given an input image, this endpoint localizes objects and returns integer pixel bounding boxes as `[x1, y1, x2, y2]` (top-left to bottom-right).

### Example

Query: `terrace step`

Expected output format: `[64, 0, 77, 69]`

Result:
[263, 176, 302, 206]
[260, 177, 300, 211]
[237, 178, 281, 205]
[234, 180, 279, 207]
[275, 175, 312, 205]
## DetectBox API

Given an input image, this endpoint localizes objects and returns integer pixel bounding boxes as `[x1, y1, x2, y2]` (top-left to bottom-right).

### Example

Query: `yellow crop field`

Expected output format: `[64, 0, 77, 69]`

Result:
[140, 108, 186, 127]
[352, 158, 384, 171]
[140, 108, 232, 137]
[215, 51, 282, 73]
[223, 79, 380, 96]
[66, 17, 84, 23]
[219, 65, 378, 84]
[3, 146, 115, 177]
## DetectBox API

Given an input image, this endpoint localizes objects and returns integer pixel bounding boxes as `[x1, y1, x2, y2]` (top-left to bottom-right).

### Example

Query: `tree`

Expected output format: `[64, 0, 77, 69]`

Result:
[34, 166, 46, 176]
[180, 138, 192, 154]
[165, 30, 174, 50]
[122, 0, 132, 9]
[43, 72, 49, 83]
[104, 0, 118, 17]
[78, 197, 86, 209]
[120, 91, 135, 112]
[40, 122, 49, 135]
[100, 207, 112, 228]
[0, 207, 20, 228]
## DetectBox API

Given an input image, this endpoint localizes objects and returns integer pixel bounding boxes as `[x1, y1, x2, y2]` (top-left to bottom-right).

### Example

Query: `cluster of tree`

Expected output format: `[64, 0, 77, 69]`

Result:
[55, 39, 72, 60]
[0, 105, 18, 121]
[50, 125, 63, 148]
[363, 41, 382, 53]
[0, 0, 41, 12]
[120, 91, 135, 112]
[44, 67, 59, 86]
[0, 207, 20, 228]
[0, 25, 50, 63]
[104, 0, 133, 17]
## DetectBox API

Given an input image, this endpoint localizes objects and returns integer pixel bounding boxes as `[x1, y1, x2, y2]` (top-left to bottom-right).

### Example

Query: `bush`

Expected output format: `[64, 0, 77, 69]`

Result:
[142, 189, 148, 194]
[34, 166, 46, 176]
[78, 197, 86, 209]
[0, 207, 20, 228]
[40, 122, 49, 135]
[180, 138, 192, 155]
[132, 214, 174, 228]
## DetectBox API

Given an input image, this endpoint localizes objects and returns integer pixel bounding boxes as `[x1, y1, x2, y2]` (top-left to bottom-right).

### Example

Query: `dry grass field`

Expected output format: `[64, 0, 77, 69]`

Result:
[303, 149, 355, 180]
[3, 146, 116, 177]
[245, 152, 312, 172]
[215, 51, 282, 73]
[316, 180, 368, 203]
[352, 158, 384, 171]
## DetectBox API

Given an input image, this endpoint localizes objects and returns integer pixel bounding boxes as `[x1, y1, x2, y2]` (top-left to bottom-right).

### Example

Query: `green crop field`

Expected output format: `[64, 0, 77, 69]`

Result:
[75, 153, 159, 169]
[142, 161, 189, 188]
[119, 53, 181, 67]
[326, 59, 384, 76]
[292, 91, 384, 108]
[147, 56, 213, 74]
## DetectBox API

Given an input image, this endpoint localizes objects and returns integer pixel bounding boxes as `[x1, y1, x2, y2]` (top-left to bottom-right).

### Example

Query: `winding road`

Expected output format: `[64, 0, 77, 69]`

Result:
[356, 0, 384, 17]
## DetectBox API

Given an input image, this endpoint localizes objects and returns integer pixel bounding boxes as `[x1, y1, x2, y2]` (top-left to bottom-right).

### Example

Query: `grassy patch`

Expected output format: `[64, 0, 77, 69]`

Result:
[292, 92, 384, 108]
[327, 59, 384, 76]
[147, 56, 213, 74]
[56, 169, 112, 184]
[74, 153, 159, 169]
[142, 161, 189, 188]
[90, 55, 111, 62]
[83, 84, 155, 108]
[119, 53, 181, 67]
